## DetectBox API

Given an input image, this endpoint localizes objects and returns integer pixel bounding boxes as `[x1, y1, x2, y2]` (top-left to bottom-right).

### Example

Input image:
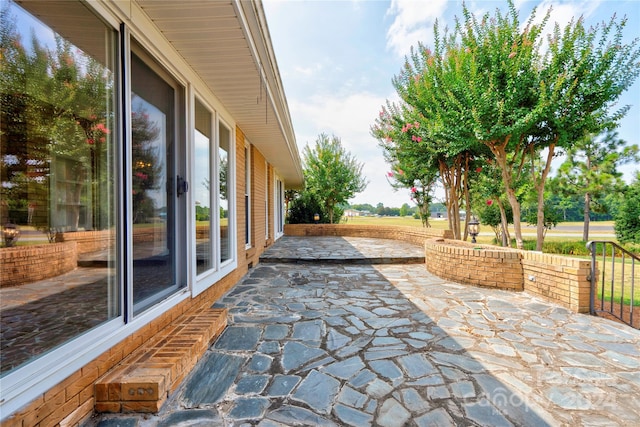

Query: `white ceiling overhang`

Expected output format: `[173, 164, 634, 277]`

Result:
[136, 0, 303, 187]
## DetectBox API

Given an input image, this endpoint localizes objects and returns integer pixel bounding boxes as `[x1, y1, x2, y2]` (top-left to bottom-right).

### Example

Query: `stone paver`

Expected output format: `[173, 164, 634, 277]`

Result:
[88, 236, 640, 427]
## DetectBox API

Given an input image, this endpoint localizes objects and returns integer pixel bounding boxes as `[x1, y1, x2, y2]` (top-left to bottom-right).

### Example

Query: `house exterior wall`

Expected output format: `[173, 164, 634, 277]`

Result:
[0, 0, 298, 424]
[3, 122, 277, 426]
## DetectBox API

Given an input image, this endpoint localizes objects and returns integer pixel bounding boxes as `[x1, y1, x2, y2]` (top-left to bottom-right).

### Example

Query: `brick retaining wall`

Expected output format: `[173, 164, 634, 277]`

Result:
[0, 242, 78, 288]
[425, 241, 524, 291]
[521, 251, 591, 313]
[425, 239, 592, 313]
[284, 224, 453, 245]
[56, 230, 114, 254]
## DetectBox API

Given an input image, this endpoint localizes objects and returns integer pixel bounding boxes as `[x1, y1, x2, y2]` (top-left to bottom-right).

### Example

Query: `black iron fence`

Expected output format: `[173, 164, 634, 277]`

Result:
[587, 241, 638, 329]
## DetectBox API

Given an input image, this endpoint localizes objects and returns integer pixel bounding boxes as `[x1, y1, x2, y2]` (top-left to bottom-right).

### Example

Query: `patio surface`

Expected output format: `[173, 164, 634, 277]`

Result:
[70, 236, 640, 425]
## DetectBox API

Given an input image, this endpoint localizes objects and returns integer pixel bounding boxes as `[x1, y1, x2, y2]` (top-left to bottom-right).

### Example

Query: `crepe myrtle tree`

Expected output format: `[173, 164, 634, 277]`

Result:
[382, 0, 640, 250]
[303, 133, 367, 224]
[372, 103, 438, 228]
[372, 91, 490, 239]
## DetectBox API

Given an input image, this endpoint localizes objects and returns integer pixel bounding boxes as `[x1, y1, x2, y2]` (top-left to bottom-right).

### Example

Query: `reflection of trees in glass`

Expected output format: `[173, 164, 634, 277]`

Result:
[0, 4, 114, 230]
[219, 156, 228, 201]
[131, 102, 161, 223]
[218, 154, 228, 219]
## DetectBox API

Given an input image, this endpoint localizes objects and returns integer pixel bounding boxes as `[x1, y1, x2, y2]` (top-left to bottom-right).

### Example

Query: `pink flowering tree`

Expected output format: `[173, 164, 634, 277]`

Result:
[371, 103, 438, 228]
[0, 29, 116, 231]
[377, 0, 640, 250]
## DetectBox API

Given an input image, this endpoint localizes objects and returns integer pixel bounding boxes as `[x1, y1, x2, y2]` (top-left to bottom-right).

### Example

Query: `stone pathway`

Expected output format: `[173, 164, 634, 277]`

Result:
[88, 237, 640, 427]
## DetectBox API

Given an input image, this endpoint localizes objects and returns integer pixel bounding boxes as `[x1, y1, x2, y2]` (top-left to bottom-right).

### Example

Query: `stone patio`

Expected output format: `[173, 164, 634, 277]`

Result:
[81, 236, 640, 426]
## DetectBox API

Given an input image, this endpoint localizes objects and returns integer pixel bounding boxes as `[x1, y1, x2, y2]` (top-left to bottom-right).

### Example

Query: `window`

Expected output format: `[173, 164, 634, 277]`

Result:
[245, 142, 251, 249]
[193, 102, 236, 294]
[194, 100, 213, 275]
[275, 177, 284, 237]
[219, 122, 232, 263]
[0, 0, 118, 373]
[130, 44, 186, 316]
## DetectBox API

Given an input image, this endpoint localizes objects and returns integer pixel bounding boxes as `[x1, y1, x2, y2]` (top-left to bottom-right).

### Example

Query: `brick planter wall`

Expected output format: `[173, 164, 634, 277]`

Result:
[284, 224, 453, 245]
[0, 242, 78, 288]
[425, 240, 524, 291]
[56, 230, 114, 254]
[424, 239, 592, 313]
[521, 252, 592, 313]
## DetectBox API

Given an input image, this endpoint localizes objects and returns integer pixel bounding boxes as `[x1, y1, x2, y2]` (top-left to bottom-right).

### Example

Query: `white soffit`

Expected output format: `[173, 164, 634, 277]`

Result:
[137, 0, 303, 187]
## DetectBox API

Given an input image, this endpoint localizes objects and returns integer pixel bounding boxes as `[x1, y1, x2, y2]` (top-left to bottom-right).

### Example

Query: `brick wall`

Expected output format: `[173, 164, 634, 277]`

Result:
[424, 239, 592, 313]
[55, 230, 114, 254]
[425, 240, 523, 291]
[521, 251, 592, 313]
[0, 242, 77, 288]
[284, 224, 453, 245]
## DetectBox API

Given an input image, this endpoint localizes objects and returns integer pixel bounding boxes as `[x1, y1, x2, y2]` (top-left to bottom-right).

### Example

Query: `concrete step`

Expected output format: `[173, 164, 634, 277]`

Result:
[95, 307, 227, 413]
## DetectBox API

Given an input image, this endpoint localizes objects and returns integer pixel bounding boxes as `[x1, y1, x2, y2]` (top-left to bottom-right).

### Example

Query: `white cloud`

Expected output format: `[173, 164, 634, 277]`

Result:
[291, 92, 388, 155]
[289, 90, 412, 206]
[293, 65, 317, 76]
[385, 0, 448, 58]
[527, 0, 602, 35]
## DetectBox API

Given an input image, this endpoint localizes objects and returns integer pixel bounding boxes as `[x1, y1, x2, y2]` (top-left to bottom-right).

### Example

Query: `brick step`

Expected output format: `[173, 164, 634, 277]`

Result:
[95, 307, 227, 413]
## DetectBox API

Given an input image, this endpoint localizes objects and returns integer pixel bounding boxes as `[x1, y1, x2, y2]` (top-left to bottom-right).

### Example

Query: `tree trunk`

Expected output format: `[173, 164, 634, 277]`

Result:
[463, 155, 471, 241]
[535, 189, 545, 251]
[534, 143, 556, 251]
[497, 198, 510, 247]
[489, 139, 523, 249]
[439, 159, 462, 240]
[583, 192, 591, 242]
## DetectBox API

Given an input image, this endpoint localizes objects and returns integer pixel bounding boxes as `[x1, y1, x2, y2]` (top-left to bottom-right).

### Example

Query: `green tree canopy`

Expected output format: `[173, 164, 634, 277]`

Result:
[373, 0, 640, 249]
[554, 130, 638, 241]
[614, 173, 640, 245]
[303, 133, 367, 224]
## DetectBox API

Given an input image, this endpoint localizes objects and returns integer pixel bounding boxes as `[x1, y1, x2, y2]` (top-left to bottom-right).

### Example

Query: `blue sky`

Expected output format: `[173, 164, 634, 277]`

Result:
[263, 0, 640, 208]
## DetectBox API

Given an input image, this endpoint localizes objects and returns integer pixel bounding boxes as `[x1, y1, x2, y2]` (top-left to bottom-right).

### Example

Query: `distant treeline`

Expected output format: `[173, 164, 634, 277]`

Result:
[349, 193, 617, 222]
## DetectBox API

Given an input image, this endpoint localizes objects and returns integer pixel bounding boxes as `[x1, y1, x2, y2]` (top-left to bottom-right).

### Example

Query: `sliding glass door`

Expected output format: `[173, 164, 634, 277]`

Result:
[130, 48, 184, 315]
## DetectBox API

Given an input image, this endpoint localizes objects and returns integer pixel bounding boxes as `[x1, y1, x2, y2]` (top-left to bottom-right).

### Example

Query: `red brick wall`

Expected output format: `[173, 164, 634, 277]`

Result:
[284, 224, 453, 244]
[425, 240, 523, 291]
[0, 242, 77, 288]
[55, 230, 114, 254]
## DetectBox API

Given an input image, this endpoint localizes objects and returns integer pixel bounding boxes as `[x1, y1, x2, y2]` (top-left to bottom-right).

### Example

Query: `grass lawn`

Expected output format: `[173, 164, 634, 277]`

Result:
[343, 216, 614, 243]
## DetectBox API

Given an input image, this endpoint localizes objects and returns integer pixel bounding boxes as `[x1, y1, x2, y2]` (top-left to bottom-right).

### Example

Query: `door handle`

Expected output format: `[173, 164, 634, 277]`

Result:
[177, 175, 189, 197]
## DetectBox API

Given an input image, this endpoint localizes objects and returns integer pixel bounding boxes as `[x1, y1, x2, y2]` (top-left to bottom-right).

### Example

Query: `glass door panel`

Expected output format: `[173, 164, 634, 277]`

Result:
[130, 52, 178, 314]
[0, 0, 119, 374]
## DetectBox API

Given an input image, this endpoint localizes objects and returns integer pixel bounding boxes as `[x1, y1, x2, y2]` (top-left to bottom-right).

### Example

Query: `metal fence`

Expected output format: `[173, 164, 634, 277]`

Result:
[587, 241, 638, 329]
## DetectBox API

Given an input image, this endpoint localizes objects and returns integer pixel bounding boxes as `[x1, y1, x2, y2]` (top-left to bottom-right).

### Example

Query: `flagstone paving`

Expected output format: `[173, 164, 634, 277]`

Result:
[88, 236, 640, 427]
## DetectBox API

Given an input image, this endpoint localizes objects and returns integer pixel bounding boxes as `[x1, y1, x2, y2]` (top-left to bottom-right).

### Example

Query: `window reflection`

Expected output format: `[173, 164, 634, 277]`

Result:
[194, 100, 212, 274]
[0, 1, 117, 374]
[219, 124, 231, 263]
[130, 51, 180, 314]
